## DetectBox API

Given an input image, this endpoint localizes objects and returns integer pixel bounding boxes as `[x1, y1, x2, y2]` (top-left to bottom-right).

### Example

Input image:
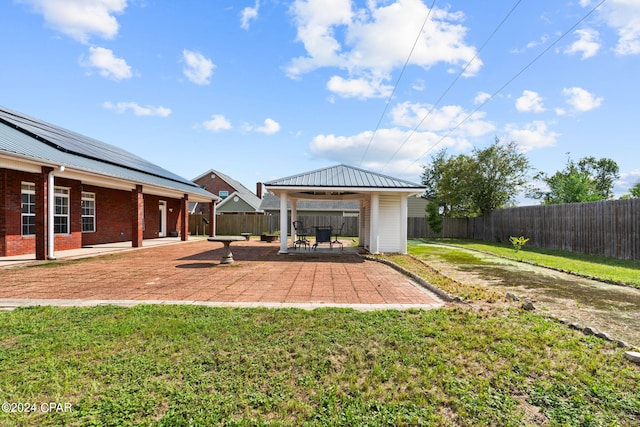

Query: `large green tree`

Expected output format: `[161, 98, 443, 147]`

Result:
[421, 139, 531, 221]
[533, 155, 620, 204]
[630, 181, 640, 198]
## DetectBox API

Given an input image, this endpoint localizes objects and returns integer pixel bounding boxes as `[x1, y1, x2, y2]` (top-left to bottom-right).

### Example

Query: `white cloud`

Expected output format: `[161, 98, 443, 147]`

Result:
[473, 91, 491, 105]
[308, 100, 498, 176]
[308, 127, 468, 179]
[564, 28, 601, 59]
[182, 50, 215, 85]
[255, 118, 281, 135]
[584, 0, 640, 55]
[515, 90, 545, 113]
[390, 101, 495, 137]
[326, 75, 392, 98]
[17, 0, 127, 43]
[82, 46, 132, 80]
[561, 87, 603, 113]
[202, 115, 232, 132]
[240, 1, 260, 30]
[103, 101, 171, 117]
[511, 34, 550, 54]
[504, 121, 559, 152]
[411, 78, 426, 91]
[617, 169, 640, 189]
[287, 0, 480, 98]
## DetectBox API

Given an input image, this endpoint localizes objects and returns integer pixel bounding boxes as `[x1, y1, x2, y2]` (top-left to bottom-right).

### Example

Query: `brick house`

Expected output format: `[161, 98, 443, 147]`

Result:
[0, 106, 218, 260]
[191, 169, 263, 215]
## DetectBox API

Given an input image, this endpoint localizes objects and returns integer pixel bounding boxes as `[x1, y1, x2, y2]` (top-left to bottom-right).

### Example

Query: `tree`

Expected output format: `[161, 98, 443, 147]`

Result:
[533, 155, 620, 204]
[471, 140, 531, 214]
[630, 181, 640, 198]
[577, 156, 620, 199]
[421, 138, 531, 219]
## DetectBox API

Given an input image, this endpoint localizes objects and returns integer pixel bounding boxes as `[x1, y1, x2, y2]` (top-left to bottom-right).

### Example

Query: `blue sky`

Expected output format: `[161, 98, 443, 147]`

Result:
[1, 0, 639, 203]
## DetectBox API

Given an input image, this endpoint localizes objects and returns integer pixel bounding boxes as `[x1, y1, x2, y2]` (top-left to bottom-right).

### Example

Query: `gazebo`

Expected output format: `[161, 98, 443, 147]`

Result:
[264, 164, 426, 254]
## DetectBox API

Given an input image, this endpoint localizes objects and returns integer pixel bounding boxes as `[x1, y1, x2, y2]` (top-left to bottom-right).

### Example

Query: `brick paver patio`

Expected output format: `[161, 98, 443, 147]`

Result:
[0, 239, 443, 309]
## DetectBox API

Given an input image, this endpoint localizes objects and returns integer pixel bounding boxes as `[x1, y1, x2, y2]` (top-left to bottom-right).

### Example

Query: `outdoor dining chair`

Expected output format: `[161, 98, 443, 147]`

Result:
[292, 220, 311, 250]
[332, 222, 345, 250]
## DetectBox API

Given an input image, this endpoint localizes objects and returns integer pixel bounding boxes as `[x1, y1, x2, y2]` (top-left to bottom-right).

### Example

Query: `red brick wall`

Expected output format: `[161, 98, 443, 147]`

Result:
[193, 172, 236, 215]
[1, 169, 40, 256]
[81, 185, 133, 246]
[54, 177, 83, 252]
[1, 168, 187, 256]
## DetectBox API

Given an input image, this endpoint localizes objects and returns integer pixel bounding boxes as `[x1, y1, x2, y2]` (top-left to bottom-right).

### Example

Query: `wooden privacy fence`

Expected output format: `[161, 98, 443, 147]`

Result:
[466, 198, 640, 260]
[409, 198, 640, 261]
[190, 198, 639, 260]
[190, 214, 359, 237]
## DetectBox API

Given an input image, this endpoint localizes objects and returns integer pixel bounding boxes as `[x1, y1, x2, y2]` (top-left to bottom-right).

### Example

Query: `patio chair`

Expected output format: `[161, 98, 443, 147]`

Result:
[332, 222, 345, 250]
[292, 220, 310, 250]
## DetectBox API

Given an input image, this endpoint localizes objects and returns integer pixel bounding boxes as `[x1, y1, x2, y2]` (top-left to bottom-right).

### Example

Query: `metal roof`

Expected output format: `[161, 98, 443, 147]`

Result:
[0, 106, 195, 186]
[0, 106, 215, 200]
[264, 164, 425, 189]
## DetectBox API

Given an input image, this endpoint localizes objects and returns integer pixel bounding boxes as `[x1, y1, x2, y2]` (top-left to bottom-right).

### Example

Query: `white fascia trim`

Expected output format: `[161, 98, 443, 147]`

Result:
[266, 186, 425, 195]
[0, 153, 216, 203]
[0, 153, 55, 173]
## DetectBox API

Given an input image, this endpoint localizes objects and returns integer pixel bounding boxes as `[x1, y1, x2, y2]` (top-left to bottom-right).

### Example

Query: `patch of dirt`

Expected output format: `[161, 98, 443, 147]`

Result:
[425, 255, 640, 348]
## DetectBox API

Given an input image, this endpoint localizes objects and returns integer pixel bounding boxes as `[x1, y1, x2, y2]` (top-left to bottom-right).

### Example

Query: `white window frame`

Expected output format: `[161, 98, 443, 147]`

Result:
[21, 182, 36, 236]
[54, 187, 70, 234]
[81, 192, 96, 233]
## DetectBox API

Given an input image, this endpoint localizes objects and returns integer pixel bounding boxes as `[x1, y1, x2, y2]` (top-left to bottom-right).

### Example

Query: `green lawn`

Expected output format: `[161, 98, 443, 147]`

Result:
[1, 305, 639, 426]
[415, 239, 640, 288]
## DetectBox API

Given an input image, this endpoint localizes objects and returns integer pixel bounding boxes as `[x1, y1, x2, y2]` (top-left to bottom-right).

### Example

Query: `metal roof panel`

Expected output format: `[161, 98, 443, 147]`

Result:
[0, 106, 194, 186]
[265, 164, 424, 189]
[0, 113, 215, 200]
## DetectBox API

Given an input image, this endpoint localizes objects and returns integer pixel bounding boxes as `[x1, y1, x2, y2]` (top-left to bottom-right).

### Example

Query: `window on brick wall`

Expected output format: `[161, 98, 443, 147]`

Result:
[219, 190, 228, 199]
[81, 192, 95, 233]
[54, 187, 69, 234]
[21, 182, 36, 236]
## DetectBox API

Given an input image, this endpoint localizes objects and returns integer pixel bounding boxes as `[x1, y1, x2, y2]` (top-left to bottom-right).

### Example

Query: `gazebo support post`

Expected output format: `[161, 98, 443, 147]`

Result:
[370, 193, 380, 254]
[278, 191, 288, 254]
[400, 195, 408, 254]
[291, 198, 297, 249]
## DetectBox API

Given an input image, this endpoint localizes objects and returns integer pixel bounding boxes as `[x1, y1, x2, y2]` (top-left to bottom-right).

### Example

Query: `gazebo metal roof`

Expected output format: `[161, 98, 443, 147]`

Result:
[264, 164, 424, 190]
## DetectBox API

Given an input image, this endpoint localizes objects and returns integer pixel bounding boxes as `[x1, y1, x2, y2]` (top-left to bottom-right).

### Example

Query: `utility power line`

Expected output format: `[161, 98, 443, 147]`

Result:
[400, 0, 608, 175]
[358, 0, 437, 167]
[380, 0, 524, 173]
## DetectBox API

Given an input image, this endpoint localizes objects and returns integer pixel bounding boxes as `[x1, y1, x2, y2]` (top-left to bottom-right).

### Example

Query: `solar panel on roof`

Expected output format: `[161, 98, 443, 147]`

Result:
[0, 106, 195, 187]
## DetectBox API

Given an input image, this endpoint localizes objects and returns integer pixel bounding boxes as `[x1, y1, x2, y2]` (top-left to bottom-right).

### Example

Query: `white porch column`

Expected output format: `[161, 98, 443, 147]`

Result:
[399, 194, 408, 254]
[369, 192, 380, 254]
[47, 168, 56, 260]
[359, 203, 366, 248]
[290, 198, 297, 248]
[278, 191, 288, 254]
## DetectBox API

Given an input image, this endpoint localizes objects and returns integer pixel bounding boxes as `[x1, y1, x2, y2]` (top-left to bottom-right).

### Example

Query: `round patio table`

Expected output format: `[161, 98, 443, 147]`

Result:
[207, 236, 246, 264]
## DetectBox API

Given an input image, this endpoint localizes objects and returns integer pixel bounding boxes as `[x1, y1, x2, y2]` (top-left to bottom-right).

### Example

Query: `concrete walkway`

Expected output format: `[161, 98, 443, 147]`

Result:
[0, 238, 444, 311]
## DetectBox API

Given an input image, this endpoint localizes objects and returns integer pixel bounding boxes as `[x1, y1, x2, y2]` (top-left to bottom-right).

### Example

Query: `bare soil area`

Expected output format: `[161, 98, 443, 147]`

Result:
[424, 248, 640, 347]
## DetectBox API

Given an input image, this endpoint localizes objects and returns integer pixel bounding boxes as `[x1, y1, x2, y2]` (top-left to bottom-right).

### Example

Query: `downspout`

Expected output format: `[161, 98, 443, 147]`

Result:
[47, 165, 64, 260]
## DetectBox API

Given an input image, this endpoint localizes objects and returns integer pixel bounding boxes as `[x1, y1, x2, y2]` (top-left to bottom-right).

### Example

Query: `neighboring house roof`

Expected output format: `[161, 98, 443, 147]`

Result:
[193, 169, 262, 211]
[264, 164, 424, 190]
[0, 106, 216, 202]
[259, 192, 359, 212]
